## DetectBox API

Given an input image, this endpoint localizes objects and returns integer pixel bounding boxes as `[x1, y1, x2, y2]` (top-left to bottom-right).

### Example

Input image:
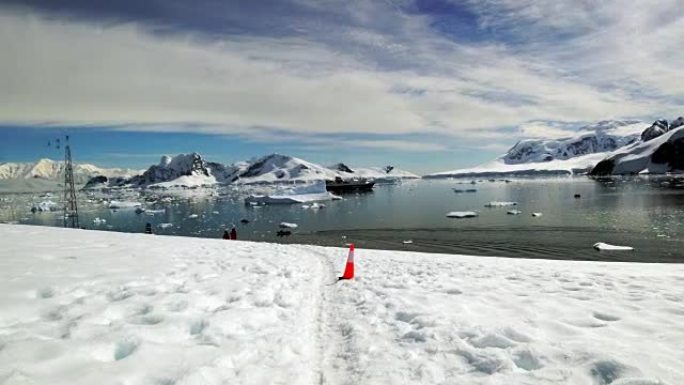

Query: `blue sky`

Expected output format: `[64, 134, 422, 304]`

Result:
[1, 0, 682, 173]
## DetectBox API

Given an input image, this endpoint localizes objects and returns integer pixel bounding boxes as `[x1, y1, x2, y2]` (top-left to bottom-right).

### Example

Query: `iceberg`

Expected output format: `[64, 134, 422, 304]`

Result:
[446, 211, 478, 218]
[244, 181, 338, 205]
[279, 222, 298, 229]
[34, 200, 58, 212]
[485, 201, 518, 208]
[108, 201, 142, 209]
[593, 242, 634, 251]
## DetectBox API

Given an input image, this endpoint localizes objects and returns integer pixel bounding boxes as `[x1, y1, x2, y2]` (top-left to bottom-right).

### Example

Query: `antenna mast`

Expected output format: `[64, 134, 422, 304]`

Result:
[63, 136, 79, 228]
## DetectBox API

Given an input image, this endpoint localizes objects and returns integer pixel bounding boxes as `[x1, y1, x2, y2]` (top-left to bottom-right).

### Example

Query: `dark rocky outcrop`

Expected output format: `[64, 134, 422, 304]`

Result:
[641, 119, 669, 142]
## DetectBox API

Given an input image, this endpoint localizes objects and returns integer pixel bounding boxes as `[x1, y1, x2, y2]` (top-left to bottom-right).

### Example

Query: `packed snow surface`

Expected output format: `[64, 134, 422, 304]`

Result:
[1, 225, 683, 385]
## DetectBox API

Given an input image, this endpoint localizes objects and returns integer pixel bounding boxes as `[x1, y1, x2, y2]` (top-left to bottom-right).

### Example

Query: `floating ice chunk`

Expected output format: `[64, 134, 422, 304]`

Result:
[403, 240, 413, 244]
[593, 242, 634, 251]
[212, 211, 220, 214]
[485, 201, 517, 207]
[531, 212, 543, 217]
[34, 200, 58, 212]
[446, 211, 478, 218]
[311, 202, 325, 209]
[301, 204, 311, 209]
[92, 217, 106, 226]
[279, 222, 298, 229]
[507, 210, 522, 215]
[108, 201, 142, 209]
[188, 214, 199, 219]
[158, 223, 173, 229]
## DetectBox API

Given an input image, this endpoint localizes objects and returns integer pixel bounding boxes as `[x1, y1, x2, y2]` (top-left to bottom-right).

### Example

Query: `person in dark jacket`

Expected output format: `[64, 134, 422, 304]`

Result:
[222, 230, 230, 240]
[145, 223, 152, 234]
[230, 226, 237, 240]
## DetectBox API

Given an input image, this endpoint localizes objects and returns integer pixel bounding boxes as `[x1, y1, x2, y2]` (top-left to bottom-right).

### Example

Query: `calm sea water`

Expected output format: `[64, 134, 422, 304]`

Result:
[2, 178, 684, 262]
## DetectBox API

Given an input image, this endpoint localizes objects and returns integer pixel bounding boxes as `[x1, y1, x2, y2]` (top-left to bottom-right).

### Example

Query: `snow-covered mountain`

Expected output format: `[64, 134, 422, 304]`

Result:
[0, 158, 140, 184]
[233, 154, 341, 184]
[84, 153, 418, 188]
[590, 117, 684, 175]
[425, 120, 648, 178]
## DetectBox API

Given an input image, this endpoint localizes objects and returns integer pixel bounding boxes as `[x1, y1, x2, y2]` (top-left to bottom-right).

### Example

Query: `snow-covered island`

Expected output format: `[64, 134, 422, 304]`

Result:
[1, 224, 682, 384]
[82, 153, 418, 189]
[425, 120, 655, 178]
[590, 117, 684, 175]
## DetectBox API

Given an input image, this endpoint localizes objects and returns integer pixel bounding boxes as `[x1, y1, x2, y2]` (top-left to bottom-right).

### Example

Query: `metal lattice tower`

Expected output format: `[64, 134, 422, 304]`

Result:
[63, 137, 79, 228]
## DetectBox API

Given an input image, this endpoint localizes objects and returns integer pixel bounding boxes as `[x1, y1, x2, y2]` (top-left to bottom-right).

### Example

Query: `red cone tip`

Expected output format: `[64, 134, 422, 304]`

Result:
[349, 243, 355, 251]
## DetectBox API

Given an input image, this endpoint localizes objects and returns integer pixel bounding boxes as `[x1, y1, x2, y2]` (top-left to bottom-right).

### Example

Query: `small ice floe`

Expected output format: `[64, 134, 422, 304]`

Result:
[485, 201, 517, 208]
[158, 223, 173, 229]
[92, 217, 106, 226]
[188, 214, 199, 219]
[301, 204, 311, 209]
[593, 242, 634, 251]
[531, 212, 543, 217]
[507, 210, 522, 215]
[402, 240, 413, 244]
[446, 211, 478, 218]
[311, 202, 325, 209]
[33, 200, 58, 212]
[279, 222, 298, 229]
[108, 201, 142, 209]
[212, 211, 220, 215]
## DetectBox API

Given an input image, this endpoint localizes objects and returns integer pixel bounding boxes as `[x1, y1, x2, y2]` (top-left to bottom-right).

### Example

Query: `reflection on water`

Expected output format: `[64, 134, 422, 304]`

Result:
[1, 177, 684, 262]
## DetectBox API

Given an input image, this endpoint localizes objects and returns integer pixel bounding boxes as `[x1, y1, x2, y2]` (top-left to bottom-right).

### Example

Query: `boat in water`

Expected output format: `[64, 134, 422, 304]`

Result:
[325, 177, 375, 193]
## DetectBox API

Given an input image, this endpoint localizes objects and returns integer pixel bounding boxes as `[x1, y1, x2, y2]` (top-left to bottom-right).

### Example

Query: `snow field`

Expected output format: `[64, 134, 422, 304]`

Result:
[1, 224, 683, 385]
[0, 225, 329, 385]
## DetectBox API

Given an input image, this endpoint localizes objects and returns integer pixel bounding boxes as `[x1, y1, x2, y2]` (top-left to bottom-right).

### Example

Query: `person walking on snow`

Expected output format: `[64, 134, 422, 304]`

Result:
[222, 230, 230, 240]
[230, 226, 237, 240]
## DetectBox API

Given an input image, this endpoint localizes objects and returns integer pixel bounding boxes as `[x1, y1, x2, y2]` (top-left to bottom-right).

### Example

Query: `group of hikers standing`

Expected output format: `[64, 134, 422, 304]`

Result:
[223, 226, 237, 240]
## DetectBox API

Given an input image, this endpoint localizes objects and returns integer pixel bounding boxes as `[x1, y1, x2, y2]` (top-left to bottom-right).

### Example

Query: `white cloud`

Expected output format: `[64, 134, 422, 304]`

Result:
[0, 1, 681, 154]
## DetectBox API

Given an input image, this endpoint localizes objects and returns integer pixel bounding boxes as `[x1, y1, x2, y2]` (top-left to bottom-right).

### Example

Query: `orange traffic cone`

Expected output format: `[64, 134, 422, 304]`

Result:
[339, 244, 355, 280]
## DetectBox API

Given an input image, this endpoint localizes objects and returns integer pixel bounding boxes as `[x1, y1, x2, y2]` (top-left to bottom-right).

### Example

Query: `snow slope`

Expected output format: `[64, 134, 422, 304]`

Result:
[329, 163, 419, 182]
[426, 120, 647, 178]
[0, 159, 139, 184]
[591, 124, 684, 175]
[1, 224, 683, 385]
[234, 154, 340, 184]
